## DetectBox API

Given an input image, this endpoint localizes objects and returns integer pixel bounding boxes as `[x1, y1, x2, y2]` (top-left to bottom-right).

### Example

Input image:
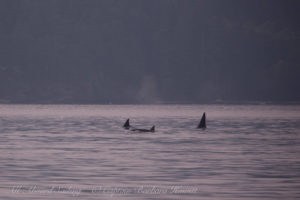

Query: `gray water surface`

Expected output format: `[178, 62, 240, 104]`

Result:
[1, 104, 300, 199]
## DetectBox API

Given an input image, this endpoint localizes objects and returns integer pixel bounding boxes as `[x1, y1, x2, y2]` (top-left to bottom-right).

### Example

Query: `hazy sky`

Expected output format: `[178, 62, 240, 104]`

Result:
[0, 0, 299, 104]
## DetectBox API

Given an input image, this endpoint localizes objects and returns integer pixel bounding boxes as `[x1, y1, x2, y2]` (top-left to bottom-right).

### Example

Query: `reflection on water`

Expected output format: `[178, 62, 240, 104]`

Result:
[0, 105, 300, 199]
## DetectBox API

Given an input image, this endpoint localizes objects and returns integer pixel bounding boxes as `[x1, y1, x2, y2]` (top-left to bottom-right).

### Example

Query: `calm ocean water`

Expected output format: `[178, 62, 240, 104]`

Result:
[0, 104, 300, 200]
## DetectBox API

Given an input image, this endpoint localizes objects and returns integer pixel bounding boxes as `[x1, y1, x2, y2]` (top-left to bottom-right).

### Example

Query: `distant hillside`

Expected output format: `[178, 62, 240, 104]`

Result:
[1, 0, 299, 104]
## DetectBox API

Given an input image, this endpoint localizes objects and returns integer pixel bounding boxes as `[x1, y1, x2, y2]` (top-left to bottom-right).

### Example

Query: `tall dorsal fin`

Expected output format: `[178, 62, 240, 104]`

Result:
[123, 119, 130, 128]
[197, 112, 206, 129]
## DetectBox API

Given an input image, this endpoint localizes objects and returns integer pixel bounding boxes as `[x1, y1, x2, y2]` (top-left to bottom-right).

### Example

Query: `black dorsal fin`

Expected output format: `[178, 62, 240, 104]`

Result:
[197, 112, 206, 129]
[150, 125, 155, 132]
[123, 119, 130, 128]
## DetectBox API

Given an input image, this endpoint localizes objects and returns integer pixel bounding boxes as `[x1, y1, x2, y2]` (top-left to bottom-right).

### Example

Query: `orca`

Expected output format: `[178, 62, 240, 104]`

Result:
[123, 118, 131, 129]
[197, 112, 206, 129]
[131, 125, 155, 133]
[123, 119, 155, 132]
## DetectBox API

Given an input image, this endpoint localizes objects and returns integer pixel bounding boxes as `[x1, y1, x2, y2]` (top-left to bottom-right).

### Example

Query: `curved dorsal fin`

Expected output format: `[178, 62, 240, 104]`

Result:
[123, 119, 130, 128]
[150, 125, 155, 132]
